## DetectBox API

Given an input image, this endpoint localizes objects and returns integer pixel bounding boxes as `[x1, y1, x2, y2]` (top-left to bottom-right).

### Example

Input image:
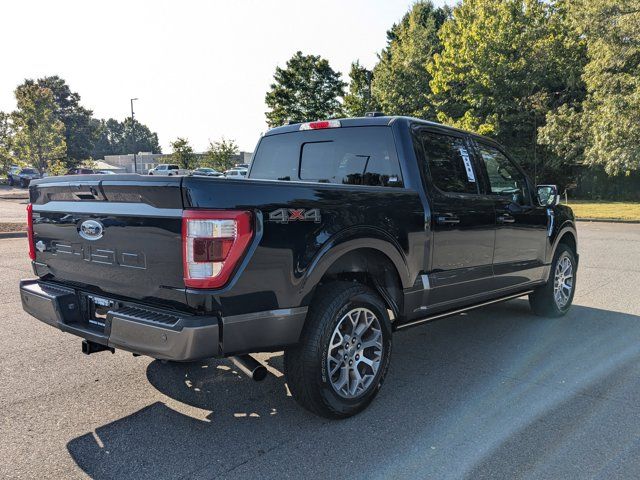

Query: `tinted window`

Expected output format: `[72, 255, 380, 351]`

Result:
[250, 126, 402, 187]
[168, 165, 179, 170]
[477, 143, 530, 206]
[417, 131, 478, 194]
[22, 168, 36, 174]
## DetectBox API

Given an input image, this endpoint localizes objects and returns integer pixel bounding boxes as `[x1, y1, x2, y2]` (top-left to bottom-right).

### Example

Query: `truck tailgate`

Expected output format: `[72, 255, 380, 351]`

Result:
[29, 175, 186, 306]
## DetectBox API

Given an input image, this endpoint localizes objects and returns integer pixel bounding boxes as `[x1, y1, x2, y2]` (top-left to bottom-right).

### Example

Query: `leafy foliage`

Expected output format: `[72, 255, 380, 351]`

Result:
[372, 1, 450, 118]
[343, 61, 379, 117]
[428, 0, 587, 184]
[11, 85, 66, 175]
[169, 137, 195, 169]
[265, 51, 346, 127]
[0, 112, 17, 175]
[203, 137, 239, 172]
[539, 0, 640, 175]
[20, 76, 94, 166]
[91, 117, 162, 159]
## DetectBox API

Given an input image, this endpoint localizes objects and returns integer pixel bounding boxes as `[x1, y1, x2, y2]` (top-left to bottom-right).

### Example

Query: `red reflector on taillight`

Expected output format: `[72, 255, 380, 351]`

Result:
[192, 237, 234, 263]
[27, 203, 35, 260]
[182, 210, 253, 289]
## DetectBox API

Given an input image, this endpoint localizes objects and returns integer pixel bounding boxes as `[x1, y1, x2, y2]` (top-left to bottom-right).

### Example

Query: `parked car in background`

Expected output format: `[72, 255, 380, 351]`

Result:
[7, 166, 22, 186]
[148, 164, 191, 176]
[192, 167, 223, 177]
[224, 167, 247, 178]
[96, 170, 117, 175]
[66, 168, 95, 175]
[15, 167, 42, 187]
[235, 163, 250, 169]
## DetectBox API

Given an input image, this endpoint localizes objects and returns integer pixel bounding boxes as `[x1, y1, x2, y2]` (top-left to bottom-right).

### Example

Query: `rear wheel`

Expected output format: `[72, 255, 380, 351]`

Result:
[284, 282, 392, 419]
[529, 243, 576, 317]
[20, 178, 28, 188]
[8, 176, 14, 186]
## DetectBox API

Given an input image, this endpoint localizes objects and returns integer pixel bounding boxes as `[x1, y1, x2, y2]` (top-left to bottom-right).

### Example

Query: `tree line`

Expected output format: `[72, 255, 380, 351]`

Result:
[0, 75, 241, 175]
[0, 76, 162, 175]
[264, 0, 640, 189]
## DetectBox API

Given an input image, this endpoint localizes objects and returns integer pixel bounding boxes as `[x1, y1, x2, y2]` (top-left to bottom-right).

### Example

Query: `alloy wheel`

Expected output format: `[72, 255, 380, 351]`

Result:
[326, 307, 383, 399]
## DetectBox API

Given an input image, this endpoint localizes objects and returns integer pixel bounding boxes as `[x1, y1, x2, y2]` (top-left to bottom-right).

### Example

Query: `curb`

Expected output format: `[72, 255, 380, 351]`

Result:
[0, 196, 29, 201]
[0, 231, 27, 239]
[576, 218, 640, 224]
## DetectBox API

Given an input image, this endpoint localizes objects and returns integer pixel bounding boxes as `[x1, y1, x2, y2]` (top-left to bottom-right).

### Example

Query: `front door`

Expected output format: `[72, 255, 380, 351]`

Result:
[413, 128, 496, 313]
[473, 140, 548, 289]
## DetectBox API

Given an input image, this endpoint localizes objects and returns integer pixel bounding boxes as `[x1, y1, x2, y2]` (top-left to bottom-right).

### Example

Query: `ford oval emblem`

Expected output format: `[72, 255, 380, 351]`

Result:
[79, 219, 104, 241]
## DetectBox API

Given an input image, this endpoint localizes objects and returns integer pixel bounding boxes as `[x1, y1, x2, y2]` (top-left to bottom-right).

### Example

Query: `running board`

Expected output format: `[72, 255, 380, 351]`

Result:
[396, 290, 534, 330]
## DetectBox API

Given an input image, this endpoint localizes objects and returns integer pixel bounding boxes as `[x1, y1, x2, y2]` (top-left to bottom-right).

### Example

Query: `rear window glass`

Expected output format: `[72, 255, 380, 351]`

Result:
[250, 126, 403, 187]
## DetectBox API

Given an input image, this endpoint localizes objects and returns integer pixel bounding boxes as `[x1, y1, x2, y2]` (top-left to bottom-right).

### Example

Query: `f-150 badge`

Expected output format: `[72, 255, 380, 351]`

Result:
[269, 208, 321, 223]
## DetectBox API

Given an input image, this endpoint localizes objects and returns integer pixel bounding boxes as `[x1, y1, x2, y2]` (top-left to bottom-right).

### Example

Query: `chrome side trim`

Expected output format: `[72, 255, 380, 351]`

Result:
[396, 290, 534, 330]
[32, 202, 182, 218]
[421, 274, 431, 290]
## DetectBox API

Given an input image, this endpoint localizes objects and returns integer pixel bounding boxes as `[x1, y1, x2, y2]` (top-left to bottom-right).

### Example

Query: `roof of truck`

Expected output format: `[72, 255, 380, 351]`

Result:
[264, 115, 493, 143]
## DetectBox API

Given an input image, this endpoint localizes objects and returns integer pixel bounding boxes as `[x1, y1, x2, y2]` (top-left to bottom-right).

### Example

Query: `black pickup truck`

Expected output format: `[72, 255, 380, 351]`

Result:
[20, 116, 578, 418]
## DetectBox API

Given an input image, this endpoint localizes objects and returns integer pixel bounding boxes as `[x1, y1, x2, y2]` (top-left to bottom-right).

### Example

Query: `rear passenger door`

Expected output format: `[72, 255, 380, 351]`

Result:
[413, 127, 496, 311]
[473, 140, 548, 288]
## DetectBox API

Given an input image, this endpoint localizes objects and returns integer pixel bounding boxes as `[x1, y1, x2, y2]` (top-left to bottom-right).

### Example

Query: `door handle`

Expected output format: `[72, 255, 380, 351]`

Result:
[497, 214, 515, 224]
[436, 214, 461, 225]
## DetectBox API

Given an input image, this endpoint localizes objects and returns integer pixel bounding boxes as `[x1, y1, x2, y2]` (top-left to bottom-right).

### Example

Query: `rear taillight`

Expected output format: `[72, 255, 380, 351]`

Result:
[299, 120, 341, 130]
[182, 210, 253, 289]
[27, 203, 35, 260]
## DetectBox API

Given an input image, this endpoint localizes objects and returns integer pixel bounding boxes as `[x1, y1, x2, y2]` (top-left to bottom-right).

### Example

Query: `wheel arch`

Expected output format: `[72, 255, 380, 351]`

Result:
[300, 239, 410, 320]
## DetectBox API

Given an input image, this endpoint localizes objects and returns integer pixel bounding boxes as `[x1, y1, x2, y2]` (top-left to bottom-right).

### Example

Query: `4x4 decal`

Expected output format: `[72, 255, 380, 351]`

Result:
[269, 208, 321, 223]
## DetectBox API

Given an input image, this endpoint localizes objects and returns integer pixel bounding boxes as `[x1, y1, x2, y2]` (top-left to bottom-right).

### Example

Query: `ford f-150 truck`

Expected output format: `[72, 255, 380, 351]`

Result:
[20, 116, 578, 418]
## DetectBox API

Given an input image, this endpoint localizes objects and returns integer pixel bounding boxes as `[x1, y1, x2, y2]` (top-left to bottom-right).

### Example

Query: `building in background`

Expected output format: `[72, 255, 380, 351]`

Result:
[102, 152, 253, 173]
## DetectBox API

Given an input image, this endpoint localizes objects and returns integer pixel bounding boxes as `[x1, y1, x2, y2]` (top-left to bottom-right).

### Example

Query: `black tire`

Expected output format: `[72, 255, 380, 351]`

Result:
[284, 281, 393, 419]
[8, 177, 13, 186]
[529, 243, 576, 317]
[20, 178, 28, 188]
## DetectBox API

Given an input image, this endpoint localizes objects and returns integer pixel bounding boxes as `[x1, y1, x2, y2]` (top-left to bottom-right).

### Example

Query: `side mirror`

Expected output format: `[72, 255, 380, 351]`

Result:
[536, 184, 559, 207]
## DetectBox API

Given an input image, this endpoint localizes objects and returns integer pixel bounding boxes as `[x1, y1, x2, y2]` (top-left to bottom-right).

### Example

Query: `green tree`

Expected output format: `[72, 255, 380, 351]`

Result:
[11, 85, 66, 175]
[91, 117, 161, 158]
[343, 61, 380, 117]
[20, 76, 94, 166]
[372, 1, 450, 118]
[169, 137, 195, 169]
[203, 137, 239, 171]
[265, 51, 346, 127]
[429, 0, 586, 183]
[539, 0, 640, 175]
[0, 112, 17, 175]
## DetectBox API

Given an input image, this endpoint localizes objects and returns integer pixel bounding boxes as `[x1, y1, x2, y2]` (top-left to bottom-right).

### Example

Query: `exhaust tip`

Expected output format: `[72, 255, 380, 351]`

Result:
[230, 354, 268, 382]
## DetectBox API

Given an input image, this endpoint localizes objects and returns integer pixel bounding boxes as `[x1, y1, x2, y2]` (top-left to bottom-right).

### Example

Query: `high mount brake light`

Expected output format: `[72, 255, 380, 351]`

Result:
[182, 210, 253, 289]
[27, 203, 35, 261]
[299, 120, 341, 131]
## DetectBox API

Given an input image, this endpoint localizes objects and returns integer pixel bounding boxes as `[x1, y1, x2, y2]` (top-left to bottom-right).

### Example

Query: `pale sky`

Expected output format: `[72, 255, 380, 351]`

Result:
[1, 0, 450, 153]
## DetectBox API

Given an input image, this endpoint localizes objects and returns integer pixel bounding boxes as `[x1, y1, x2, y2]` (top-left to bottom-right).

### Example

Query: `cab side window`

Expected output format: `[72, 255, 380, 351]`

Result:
[476, 143, 530, 206]
[416, 131, 478, 194]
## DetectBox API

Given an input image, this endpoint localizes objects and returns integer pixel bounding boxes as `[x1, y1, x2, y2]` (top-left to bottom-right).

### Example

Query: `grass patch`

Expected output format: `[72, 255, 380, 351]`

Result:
[564, 200, 640, 221]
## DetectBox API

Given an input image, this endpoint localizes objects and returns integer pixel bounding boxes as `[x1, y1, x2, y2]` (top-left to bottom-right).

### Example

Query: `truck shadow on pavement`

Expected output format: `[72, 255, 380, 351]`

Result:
[67, 300, 640, 479]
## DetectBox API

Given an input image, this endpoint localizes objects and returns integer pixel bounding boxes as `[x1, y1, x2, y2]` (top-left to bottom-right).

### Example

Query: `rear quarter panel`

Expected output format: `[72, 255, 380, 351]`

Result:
[182, 177, 426, 316]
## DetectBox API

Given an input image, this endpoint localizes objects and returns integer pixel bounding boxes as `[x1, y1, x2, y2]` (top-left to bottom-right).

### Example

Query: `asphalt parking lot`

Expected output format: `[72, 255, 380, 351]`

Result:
[0, 197, 29, 223]
[1, 221, 639, 479]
